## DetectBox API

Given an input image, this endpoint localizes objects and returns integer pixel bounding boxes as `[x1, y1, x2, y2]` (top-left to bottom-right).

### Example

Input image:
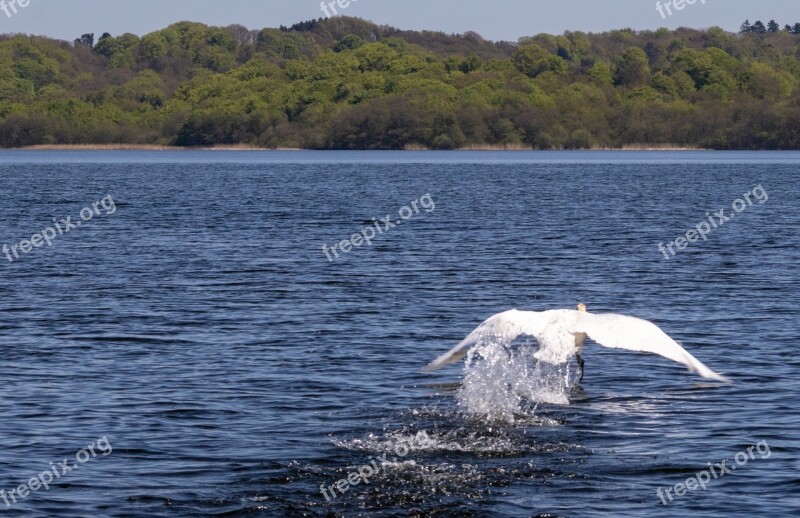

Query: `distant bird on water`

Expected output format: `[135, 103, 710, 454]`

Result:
[424, 304, 730, 383]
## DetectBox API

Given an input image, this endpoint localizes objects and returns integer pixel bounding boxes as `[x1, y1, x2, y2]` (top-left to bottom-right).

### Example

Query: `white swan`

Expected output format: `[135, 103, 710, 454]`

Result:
[424, 304, 730, 383]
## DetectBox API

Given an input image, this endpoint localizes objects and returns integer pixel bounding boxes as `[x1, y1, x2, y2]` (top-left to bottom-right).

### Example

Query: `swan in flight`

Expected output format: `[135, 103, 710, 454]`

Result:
[424, 304, 730, 383]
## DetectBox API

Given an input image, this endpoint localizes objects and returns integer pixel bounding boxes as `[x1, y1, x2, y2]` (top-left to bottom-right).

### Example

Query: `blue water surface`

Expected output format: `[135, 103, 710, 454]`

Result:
[0, 151, 797, 517]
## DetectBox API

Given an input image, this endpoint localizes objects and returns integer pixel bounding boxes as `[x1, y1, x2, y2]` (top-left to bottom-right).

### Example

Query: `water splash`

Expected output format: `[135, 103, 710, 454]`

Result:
[456, 337, 576, 422]
[335, 428, 529, 455]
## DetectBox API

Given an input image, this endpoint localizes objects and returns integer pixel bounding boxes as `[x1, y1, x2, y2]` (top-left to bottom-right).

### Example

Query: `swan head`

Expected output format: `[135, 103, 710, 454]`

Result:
[577, 303, 587, 312]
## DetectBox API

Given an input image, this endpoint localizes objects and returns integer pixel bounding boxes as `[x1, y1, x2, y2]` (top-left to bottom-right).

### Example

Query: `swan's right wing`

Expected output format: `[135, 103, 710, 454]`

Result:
[423, 309, 557, 372]
[574, 312, 730, 382]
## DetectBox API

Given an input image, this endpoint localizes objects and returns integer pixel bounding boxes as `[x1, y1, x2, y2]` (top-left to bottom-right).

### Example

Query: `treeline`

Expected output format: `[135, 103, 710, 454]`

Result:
[739, 19, 800, 34]
[1, 17, 800, 149]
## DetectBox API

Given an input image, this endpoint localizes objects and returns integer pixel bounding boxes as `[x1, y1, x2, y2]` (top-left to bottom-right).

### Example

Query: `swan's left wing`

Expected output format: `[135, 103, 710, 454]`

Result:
[423, 309, 558, 372]
[574, 313, 730, 382]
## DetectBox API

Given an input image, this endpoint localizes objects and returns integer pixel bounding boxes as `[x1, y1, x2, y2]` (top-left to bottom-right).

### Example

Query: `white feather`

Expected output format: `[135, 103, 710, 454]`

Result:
[422, 309, 557, 372]
[424, 307, 730, 383]
[572, 312, 730, 382]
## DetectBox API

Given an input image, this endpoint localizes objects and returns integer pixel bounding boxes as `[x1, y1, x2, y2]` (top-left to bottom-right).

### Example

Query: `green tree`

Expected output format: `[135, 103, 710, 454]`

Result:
[93, 33, 140, 67]
[2, 20, 800, 150]
[615, 48, 651, 86]
[589, 61, 614, 84]
[333, 34, 363, 53]
[139, 33, 167, 67]
[75, 33, 94, 47]
[512, 44, 567, 78]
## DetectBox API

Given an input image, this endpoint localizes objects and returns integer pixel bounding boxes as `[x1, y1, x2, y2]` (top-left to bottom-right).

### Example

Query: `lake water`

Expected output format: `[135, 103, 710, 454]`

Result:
[0, 151, 798, 517]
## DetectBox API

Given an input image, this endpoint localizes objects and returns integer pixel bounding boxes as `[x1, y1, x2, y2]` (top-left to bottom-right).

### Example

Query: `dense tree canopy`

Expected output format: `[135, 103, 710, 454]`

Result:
[1, 17, 800, 149]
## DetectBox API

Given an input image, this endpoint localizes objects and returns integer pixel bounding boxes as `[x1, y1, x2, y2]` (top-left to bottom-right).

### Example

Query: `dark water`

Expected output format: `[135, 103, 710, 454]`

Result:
[0, 151, 798, 517]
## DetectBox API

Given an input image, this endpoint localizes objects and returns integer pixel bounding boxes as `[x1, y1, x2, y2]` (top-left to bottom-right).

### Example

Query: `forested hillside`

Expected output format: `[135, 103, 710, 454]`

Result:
[2, 17, 800, 149]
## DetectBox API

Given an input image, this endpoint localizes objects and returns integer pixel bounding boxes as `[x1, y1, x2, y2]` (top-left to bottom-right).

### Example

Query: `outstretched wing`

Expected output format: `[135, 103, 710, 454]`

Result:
[423, 309, 557, 372]
[574, 313, 730, 382]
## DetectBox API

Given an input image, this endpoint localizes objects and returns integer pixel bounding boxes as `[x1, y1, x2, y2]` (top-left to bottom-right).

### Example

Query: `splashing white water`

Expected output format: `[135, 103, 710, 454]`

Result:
[336, 428, 529, 455]
[456, 337, 576, 421]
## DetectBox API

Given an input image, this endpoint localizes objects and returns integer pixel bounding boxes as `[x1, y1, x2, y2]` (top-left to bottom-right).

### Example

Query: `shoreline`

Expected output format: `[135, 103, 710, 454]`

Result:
[13, 144, 294, 151]
[8, 144, 716, 151]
